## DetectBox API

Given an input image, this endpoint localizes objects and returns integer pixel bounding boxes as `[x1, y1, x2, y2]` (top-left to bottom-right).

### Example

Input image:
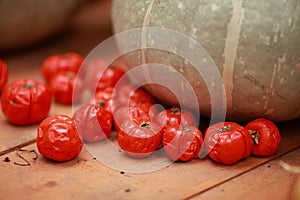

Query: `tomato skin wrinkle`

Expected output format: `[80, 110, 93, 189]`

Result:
[245, 118, 281, 157]
[163, 124, 203, 162]
[41, 52, 84, 83]
[204, 122, 253, 165]
[154, 107, 196, 132]
[36, 115, 83, 162]
[1, 79, 52, 125]
[73, 103, 113, 143]
[48, 71, 84, 104]
[118, 120, 163, 159]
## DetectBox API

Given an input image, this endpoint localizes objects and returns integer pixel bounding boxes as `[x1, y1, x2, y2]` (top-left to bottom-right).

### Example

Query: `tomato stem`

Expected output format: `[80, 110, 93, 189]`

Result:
[96, 101, 105, 107]
[218, 124, 231, 132]
[181, 126, 192, 132]
[249, 130, 260, 145]
[22, 84, 35, 89]
[65, 71, 75, 78]
[140, 121, 151, 129]
[171, 107, 181, 114]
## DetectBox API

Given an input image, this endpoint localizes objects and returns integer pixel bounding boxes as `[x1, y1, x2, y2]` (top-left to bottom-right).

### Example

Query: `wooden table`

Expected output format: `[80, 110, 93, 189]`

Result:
[1, 2, 300, 199]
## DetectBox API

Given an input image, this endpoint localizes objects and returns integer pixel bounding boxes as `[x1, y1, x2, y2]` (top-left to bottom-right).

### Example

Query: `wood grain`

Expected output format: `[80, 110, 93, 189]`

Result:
[192, 148, 300, 200]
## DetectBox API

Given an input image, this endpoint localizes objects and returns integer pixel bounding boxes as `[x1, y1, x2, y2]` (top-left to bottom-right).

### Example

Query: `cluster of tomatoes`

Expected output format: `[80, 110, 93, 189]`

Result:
[0, 52, 282, 165]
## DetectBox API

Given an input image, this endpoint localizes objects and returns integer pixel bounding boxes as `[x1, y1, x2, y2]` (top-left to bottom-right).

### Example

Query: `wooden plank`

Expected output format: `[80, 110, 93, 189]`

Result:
[191, 148, 300, 200]
[0, 119, 299, 200]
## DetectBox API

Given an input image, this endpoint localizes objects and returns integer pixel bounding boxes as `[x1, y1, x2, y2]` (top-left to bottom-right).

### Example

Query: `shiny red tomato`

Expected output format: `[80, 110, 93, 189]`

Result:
[113, 102, 158, 132]
[204, 122, 253, 165]
[89, 87, 115, 113]
[245, 118, 281, 156]
[36, 115, 82, 162]
[1, 79, 52, 125]
[114, 83, 156, 109]
[0, 59, 8, 92]
[89, 65, 128, 92]
[73, 103, 113, 143]
[118, 119, 163, 158]
[48, 71, 84, 104]
[154, 107, 196, 131]
[163, 124, 203, 162]
[41, 52, 84, 82]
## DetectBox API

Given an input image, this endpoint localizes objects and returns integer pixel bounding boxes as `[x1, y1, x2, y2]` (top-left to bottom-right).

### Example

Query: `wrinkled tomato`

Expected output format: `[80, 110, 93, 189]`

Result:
[36, 115, 82, 162]
[41, 52, 84, 82]
[48, 71, 84, 104]
[204, 122, 253, 165]
[163, 124, 203, 162]
[245, 118, 281, 156]
[154, 107, 196, 131]
[118, 120, 163, 158]
[88, 61, 128, 92]
[113, 102, 158, 132]
[113, 84, 156, 109]
[73, 103, 113, 143]
[1, 79, 52, 125]
[89, 87, 115, 113]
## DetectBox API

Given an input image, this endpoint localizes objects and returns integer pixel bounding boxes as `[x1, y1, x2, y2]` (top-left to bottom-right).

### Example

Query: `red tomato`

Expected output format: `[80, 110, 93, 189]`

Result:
[89, 87, 115, 113]
[0, 59, 8, 92]
[204, 122, 253, 165]
[113, 102, 158, 132]
[73, 103, 113, 143]
[48, 71, 84, 104]
[118, 120, 163, 158]
[89, 65, 128, 92]
[41, 52, 84, 82]
[154, 107, 196, 131]
[1, 79, 52, 125]
[36, 115, 82, 162]
[245, 118, 281, 156]
[86, 58, 107, 91]
[114, 84, 156, 109]
[163, 124, 203, 162]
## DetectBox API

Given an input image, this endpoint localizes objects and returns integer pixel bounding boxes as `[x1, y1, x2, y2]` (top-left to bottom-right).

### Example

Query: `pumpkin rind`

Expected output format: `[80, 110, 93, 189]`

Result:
[112, 0, 300, 122]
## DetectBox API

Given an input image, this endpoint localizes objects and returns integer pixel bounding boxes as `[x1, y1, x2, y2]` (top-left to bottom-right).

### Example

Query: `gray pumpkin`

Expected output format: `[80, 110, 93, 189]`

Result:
[112, 0, 300, 122]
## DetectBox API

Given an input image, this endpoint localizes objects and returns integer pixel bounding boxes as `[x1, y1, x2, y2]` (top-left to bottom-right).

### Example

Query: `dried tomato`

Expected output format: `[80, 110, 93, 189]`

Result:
[48, 71, 84, 104]
[73, 103, 113, 143]
[1, 79, 52, 125]
[88, 62, 128, 92]
[163, 124, 203, 162]
[41, 52, 84, 82]
[204, 122, 253, 165]
[113, 84, 156, 109]
[36, 115, 82, 162]
[245, 118, 281, 156]
[113, 102, 157, 132]
[118, 120, 163, 158]
[154, 107, 196, 131]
